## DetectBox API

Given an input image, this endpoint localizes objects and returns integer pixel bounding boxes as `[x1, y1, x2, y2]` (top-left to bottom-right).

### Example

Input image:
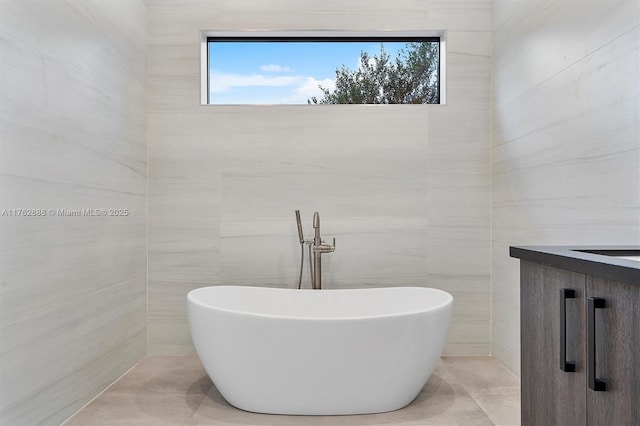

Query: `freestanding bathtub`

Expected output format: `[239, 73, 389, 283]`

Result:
[187, 285, 453, 416]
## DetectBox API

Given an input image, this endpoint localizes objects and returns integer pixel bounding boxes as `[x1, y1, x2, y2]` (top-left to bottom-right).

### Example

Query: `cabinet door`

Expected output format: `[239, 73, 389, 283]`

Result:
[521, 262, 586, 426]
[586, 277, 640, 425]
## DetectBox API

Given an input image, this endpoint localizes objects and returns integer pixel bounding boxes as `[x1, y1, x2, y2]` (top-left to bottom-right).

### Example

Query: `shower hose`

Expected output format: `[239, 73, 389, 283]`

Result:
[297, 241, 314, 289]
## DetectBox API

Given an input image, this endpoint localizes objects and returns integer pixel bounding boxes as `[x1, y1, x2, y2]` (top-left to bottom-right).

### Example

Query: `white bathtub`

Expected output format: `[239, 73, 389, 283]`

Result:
[187, 285, 453, 416]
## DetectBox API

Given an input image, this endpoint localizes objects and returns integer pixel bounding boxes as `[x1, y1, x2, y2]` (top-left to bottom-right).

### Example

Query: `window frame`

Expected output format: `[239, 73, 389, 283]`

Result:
[200, 30, 446, 105]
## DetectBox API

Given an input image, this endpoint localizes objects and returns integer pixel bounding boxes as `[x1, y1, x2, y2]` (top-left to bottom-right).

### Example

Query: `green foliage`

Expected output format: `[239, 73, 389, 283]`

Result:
[309, 42, 439, 105]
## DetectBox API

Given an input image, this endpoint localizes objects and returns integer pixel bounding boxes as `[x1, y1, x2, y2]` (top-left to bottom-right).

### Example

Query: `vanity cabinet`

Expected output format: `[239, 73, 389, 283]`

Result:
[512, 247, 640, 426]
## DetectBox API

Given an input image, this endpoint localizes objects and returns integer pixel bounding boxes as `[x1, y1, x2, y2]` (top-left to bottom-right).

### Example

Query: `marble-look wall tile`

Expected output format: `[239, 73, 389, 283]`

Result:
[147, 0, 492, 356]
[147, 112, 222, 354]
[0, 1, 148, 424]
[493, 0, 638, 107]
[220, 216, 430, 290]
[147, 113, 221, 218]
[147, 216, 220, 354]
[491, 0, 640, 375]
[216, 106, 430, 218]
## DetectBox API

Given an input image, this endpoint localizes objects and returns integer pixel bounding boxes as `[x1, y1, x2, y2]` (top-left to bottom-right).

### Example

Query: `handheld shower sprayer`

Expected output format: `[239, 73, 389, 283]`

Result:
[295, 210, 304, 244]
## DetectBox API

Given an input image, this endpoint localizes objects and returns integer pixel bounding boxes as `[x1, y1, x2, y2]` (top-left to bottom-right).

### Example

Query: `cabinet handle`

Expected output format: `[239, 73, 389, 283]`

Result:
[587, 297, 607, 391]
[560, 289, 576, 372]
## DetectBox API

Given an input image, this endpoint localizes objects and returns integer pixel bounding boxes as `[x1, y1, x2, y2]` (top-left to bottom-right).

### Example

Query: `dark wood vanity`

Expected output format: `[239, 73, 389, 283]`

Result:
[510, 246, 640, 425]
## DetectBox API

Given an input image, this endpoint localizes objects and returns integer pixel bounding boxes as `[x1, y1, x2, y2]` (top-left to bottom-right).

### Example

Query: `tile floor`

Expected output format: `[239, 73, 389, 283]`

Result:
[65, 356, 520, 426]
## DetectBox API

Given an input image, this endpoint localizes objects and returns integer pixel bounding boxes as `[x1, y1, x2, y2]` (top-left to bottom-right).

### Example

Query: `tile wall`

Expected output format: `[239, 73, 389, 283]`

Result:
[491, 0, 640, 375]
[0, 1, 148, 424]
[146, 0, 493, 356]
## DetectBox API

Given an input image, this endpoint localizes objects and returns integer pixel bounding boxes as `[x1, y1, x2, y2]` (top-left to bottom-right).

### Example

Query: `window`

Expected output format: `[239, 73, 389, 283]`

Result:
[201, 32, 444, 105]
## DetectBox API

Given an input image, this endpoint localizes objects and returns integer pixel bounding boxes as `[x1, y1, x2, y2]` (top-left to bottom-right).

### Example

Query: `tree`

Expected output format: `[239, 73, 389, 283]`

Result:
[309, 42, 439, 105]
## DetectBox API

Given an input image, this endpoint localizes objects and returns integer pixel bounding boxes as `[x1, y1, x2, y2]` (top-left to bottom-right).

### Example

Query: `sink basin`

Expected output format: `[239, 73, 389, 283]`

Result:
[573, 249, 640, 263]
[617, 256, 640, 262]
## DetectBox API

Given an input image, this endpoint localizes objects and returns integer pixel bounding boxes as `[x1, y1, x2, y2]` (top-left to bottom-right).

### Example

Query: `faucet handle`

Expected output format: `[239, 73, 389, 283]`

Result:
[326, 237, 336, 252]
[313, 238, 336, 253]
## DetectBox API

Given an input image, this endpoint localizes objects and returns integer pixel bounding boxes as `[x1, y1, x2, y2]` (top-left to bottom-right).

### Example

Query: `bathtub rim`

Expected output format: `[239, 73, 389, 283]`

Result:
[187, 285, 453, 322]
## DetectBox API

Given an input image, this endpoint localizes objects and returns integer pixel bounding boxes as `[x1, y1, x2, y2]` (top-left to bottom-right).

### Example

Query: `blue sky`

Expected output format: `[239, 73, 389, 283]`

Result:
[208, 41, 405, 104]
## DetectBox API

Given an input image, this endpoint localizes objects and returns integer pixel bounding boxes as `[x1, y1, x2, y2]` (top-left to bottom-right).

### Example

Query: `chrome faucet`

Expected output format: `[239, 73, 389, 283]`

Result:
[312, 212, 335, 289]
[294, 210, 335, 290]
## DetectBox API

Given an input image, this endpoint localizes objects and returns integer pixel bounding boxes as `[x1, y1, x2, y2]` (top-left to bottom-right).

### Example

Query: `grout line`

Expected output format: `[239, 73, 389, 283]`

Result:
[489, 10, 494, 360]
[144, 7, 150, 358]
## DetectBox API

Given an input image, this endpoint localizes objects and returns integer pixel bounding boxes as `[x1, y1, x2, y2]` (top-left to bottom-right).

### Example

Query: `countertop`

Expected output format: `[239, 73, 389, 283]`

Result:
[510, 246, 640, 284]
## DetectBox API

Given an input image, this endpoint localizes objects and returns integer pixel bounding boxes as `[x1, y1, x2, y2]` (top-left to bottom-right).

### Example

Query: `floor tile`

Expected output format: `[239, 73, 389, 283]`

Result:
[65, 390, 202, 425]
[65, 356, 211, 425]
[471, 392, 521, 426]
[189, 363, 494, 426]
[441, 357, 520, 395]
[109, 356, 212, 394]
[65, 356, 520, 426]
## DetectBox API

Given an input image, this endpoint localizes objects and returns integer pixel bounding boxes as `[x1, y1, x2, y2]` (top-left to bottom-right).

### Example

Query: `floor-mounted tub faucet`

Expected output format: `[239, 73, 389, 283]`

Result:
[312, 212, 335, 290]
[295, 210, 335, 289]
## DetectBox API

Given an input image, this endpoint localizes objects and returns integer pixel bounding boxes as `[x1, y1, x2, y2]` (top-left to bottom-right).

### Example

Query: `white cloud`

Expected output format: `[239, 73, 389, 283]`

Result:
[260, 64, 294, 73]
[210, 72, 300, 93]
[209, 71, 336, 104]
[282, 77, 336, 104]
